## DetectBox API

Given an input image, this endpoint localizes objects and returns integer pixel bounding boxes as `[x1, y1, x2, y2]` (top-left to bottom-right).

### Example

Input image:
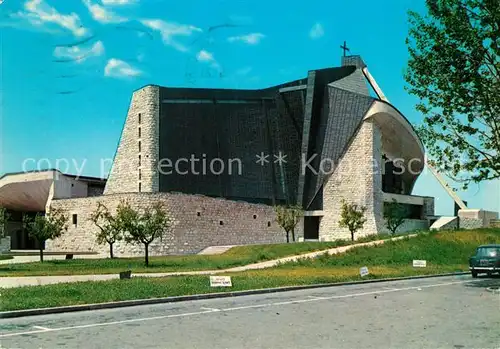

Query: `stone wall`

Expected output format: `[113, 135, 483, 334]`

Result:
[458, 218, 483, 230]
[104, 85, 160, 195]
[458, 209, 499, 228]
[47, 192, 299, 256]
[319, 120, 383, 240]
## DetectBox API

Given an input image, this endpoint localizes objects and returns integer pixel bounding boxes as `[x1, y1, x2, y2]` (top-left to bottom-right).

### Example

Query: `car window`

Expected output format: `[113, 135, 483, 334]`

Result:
[476, 247, 500, 257]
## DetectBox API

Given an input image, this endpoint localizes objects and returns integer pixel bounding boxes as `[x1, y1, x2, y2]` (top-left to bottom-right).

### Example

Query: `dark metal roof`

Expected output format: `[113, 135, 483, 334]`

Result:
[158, 66, 356, 99]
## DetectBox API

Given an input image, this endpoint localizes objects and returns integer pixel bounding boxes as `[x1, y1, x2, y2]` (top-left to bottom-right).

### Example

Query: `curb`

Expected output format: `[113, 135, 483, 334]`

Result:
[486, 287, 500, 294]
[0, 272, 469, 319]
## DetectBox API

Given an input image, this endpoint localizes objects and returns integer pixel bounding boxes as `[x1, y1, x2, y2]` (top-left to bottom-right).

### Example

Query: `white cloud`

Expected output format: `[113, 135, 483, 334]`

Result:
[13, 0, 88, 37]
[101, 0, 137, 5]
[309, 22, 324, 39]
[82, 0, 127, 23]
[227, 33, 265, 45]
[2, 15, 61, 34]
[196, 50, 214, 62]
[196, 50, 220, 71]
[53, 40, 105, 63]
[141, 19, 202, 52]
[104, 58, 142, 78]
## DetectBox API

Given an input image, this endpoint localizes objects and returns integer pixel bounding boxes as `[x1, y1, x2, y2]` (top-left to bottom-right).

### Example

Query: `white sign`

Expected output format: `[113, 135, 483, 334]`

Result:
[413, 260, 427, 268]
[210, 276, 232, 287]
[359, 266, 369, 277]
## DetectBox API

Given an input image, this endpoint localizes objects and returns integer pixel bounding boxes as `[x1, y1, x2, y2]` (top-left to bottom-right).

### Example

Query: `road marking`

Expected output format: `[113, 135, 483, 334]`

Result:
[32, 326, 51, 331]
[200, 307, 221, 312]
[221, 304, 269, 311]
[307, 295, 327, 300]
[0, 279, 477, 339]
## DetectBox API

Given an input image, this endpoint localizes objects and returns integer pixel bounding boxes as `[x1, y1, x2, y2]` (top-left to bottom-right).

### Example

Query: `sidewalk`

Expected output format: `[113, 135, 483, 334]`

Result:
[0, 235, 415, 288]
[0, 254, 105, 265]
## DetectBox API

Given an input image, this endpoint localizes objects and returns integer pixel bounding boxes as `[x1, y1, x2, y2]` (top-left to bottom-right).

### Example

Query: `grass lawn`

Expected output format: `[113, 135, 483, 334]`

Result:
[0, 234, 390, 276]
[0, 255, 13, 261]
[0, 265, 466, 312]
[1, 228, 498, 312]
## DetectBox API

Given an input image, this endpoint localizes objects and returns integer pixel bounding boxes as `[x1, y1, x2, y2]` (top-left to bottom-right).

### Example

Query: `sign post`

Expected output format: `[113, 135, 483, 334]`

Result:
[209, 276, 232, 287]
[359, 266, 369, 277]
[413, 260, 427, 268]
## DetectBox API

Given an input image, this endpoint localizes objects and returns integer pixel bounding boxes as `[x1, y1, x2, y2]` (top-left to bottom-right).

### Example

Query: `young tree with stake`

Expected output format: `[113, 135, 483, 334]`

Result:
[275, 205, 303, 243]
[90, 201, 124, 259]
[22, 208, 68, 262]
[384, 199, 408, 235]
[338, 199, 367, 241]
[118, 201, 172, 266]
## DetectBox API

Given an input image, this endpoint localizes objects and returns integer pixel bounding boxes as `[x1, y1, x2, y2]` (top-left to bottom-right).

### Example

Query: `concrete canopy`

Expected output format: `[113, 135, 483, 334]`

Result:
[0, 170, 107, 212]
[363, 100, 425, 194]
[0, 171, 57, 212]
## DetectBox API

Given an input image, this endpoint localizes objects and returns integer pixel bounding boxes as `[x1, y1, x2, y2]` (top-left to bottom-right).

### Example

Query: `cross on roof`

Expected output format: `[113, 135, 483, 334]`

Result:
[340, 41, 350, 57]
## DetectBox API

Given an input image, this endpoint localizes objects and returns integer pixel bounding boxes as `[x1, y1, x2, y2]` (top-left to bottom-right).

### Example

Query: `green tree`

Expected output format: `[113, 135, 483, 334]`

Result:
[22, 208, 68, 262]
[384, 199, 408, 235]
[0, 207, 10, 238]
[89, 202, 124, 259]
[118, 201, 172, 266]
[406, 0, 500, 189]
[338, 199, 367, 241]
[275, 205, 303, 243]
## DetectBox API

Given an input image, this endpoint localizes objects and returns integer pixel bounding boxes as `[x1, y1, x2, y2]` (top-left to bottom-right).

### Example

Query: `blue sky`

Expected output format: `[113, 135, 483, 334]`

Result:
[0, 0, 498, 215]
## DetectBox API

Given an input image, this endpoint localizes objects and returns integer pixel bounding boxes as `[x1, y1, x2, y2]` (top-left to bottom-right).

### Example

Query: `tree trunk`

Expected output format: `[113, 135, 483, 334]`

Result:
[286, 231, 290, 243]
[291, 228, 295, 242]
[350, 231, 354, 242]
[109, 242, 114, 259]
[144, 243, 149, 266]
[39, 246, 44, 262]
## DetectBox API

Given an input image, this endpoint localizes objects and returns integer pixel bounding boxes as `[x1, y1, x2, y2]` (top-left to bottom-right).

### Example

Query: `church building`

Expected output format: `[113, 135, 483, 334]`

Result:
[1, 54, 438, 256]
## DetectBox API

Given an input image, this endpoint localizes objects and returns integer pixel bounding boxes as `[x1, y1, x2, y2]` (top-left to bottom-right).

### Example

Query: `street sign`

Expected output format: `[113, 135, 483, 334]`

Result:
[413, 260, 427, 268]
[359, 266, 369, 277]
[210, 276, 232, 287]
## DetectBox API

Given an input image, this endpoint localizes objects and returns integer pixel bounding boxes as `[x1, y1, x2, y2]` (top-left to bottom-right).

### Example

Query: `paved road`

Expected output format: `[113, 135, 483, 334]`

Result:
[1, 275, 499, 349]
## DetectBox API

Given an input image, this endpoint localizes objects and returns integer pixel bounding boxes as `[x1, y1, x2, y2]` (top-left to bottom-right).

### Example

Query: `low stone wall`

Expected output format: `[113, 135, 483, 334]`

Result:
[458, 209, 499, 228]
[459, 218, 484, 230]
[47, 192, 300, 256]
[0, 236, 10, 253]
[379, 219, 429, 234]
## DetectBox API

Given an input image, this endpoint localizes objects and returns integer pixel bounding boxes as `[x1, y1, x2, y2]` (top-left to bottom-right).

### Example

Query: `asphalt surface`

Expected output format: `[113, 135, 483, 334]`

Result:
[1, 275, 499, 349]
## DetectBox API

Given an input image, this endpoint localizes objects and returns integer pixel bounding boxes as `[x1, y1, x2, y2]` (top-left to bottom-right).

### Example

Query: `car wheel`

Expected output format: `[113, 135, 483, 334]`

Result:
[471, 271, 478, 278]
